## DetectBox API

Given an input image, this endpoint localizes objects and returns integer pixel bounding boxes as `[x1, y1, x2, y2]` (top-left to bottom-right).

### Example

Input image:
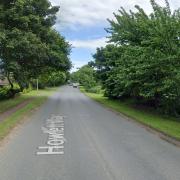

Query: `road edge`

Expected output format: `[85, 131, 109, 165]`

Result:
[0, 88, 58, 142]
[81, 90, 180, 147]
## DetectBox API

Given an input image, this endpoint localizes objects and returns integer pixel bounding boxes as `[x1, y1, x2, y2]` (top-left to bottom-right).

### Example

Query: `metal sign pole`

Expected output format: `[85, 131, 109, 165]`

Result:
[37, 79, 39, 91]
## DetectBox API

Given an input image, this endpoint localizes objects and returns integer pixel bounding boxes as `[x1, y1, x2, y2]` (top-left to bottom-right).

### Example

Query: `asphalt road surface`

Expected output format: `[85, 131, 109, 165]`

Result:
[0, 86, 180, 180]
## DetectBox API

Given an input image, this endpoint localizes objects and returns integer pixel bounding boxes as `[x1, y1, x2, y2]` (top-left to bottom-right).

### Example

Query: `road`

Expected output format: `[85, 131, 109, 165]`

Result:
[0, 86, 180, 180]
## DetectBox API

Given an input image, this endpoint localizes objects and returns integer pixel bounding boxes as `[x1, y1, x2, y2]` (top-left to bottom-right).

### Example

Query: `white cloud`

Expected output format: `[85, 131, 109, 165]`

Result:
[50, 0, 180, 69]
[69, 37, 107, 49]
[50, 0, 179, 29]
[71, 60, 88, 72]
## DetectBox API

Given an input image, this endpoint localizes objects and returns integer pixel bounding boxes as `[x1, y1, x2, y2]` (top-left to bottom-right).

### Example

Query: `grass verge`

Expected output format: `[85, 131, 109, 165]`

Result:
[0, 88, 57, 140]
[80, 88, 180, 140]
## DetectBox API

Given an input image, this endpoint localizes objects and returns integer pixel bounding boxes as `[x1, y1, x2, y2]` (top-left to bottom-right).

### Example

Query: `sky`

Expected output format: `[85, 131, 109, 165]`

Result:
[50, 0, 179, 71]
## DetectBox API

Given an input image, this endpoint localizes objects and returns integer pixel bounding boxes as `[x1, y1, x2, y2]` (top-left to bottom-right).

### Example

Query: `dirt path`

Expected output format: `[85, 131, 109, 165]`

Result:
[0, 99, 32, 122]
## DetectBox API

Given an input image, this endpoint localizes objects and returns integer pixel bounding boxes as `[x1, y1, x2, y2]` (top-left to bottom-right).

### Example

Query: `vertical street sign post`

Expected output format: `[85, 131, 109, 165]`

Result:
[37, 79, 39, 91]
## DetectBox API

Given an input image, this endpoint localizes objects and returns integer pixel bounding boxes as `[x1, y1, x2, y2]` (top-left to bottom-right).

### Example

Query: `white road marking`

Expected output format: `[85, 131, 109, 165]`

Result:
[37, 146, 64, 155]
[37, 115, 66, 155]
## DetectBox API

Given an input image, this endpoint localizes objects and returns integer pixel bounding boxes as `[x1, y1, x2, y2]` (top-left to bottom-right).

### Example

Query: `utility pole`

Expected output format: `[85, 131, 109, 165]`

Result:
[37, 79, 39, 91]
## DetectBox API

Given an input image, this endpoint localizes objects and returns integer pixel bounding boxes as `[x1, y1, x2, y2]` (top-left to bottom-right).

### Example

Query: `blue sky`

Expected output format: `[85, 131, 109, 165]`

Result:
[60, 25, 107, 71]
[50, 0, 179, 71]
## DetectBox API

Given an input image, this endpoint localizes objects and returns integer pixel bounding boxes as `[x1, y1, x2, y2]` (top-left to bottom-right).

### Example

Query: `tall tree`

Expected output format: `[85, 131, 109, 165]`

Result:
[0, 0, 71, 90]
[94, 0, 180, 115]
[71, 65, 97, 91]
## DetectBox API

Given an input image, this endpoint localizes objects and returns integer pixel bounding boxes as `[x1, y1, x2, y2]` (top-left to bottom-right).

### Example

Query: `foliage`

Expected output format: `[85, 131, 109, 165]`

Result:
[71, 65, 97, 91]
[0, 0, 71, 92]
[0, 86, 20, 100]
[32, 69, 67, 89]
[93, 0, 180, 116]
[86, 86, 103, 94]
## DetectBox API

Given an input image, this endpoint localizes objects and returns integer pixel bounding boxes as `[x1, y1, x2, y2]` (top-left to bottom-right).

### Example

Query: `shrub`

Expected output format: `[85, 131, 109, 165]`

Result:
[0, 86, 21, 100]
[86, 86, 103, 94]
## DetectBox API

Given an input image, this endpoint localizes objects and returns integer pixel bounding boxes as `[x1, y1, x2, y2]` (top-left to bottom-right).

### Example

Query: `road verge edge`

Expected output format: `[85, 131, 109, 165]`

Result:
[80, 89, 180, 147]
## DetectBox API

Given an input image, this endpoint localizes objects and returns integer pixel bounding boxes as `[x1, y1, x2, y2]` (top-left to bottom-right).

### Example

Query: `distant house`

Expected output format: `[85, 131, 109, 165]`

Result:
[0, 72, 9, 86]
[0, 78, 9, 86]
[0, 61, 9, 86]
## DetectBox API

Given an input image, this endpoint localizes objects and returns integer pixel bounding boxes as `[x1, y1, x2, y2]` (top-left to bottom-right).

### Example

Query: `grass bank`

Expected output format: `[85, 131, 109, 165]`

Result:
[0, 88, 57, 139]
[80, 88, 180, 140]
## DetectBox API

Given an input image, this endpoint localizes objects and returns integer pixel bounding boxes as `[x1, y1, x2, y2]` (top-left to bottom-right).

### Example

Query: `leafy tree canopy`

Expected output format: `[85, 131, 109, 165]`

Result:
[0, 0, 71, 90]
[93, 0, 180, 116]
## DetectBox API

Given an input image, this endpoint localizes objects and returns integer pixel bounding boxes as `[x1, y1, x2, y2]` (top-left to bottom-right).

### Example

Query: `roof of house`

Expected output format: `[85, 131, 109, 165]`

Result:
[0, 78, 9, 85]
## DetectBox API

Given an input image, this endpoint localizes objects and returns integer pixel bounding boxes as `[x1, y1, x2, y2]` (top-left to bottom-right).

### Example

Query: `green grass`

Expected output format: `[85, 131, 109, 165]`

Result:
[0, 88, 56, 114]
[0, 88, 57, 139]
[81, 88, 180, 140]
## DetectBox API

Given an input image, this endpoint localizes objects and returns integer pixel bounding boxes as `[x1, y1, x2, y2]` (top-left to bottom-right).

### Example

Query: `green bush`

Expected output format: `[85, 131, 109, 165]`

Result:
[71, 65, 97, 90]
[93, 0, 180, 116]
[0, 86, 21, 100]
[86, 86, 102, 94]
[31, 71, 67, 89]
